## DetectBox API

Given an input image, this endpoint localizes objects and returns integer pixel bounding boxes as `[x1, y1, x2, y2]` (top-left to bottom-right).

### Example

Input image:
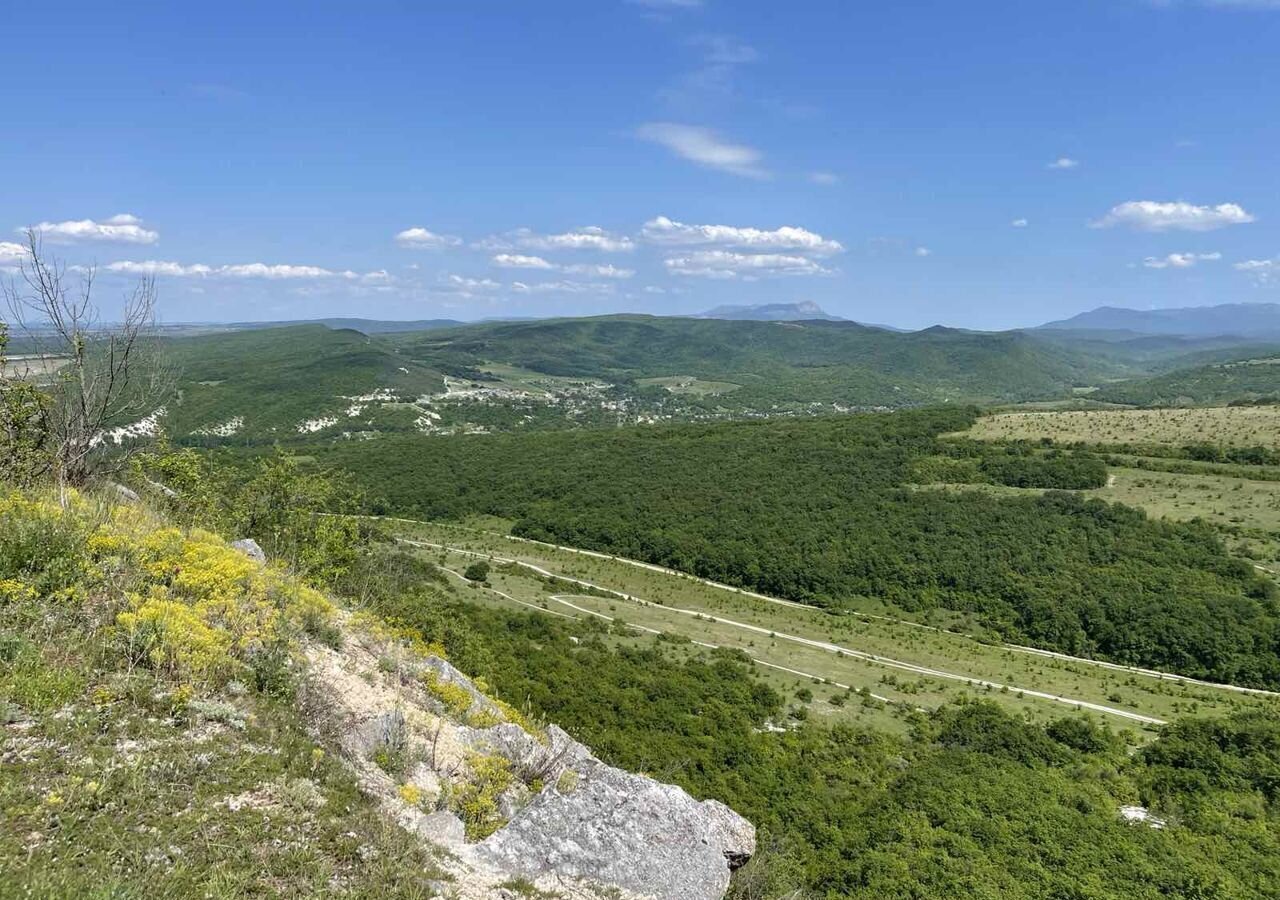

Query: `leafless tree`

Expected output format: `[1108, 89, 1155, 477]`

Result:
[3, 229, 170, 496]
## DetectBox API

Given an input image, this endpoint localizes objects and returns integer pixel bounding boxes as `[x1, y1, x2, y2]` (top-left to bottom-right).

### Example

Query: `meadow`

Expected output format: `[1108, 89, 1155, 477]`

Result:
[963, 405, 1280, 448]
[383, 517, 1280, 736]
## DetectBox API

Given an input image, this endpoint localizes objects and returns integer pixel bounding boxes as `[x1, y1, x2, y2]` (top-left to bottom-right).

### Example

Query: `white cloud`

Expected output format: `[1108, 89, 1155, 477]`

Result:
[511, 280, 616, 294]
[523, 227, 634, 252]
[1142, 251, 1222, 269]
[492, 253, 556, 270]
[664, 250, 832, 279]
[564, 263, 634, 279]
[0, 241, 26, 262]
[221, 263, 347, 279]
[27, 215, 158, 244]
[1235, 258, 1278, 283]
[489, 253, 635, 279]
[107, 260, 213, 277]
[395, 227, 462, 249]
[481, 226, 634, 253]
[641, 216, 842, 255]
[1093, 200, 1255, 231]
[914, 247, 932, 257]
[808, 171, 841, 186]
[636, 122, 768, 179]
[1011, 218, 1029, 228]
[444, 274, 501, 291]
[105, 260, 385, 280]
[1048, 157, 1079, 170]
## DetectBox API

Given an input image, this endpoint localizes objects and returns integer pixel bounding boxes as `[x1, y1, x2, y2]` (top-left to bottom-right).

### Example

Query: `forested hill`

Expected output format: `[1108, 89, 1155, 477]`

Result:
[1092, 355, 1280, 407]
[316, 408, 1280, 690]
[157, 325, 443, 437]
[390, 314, 1113, 404]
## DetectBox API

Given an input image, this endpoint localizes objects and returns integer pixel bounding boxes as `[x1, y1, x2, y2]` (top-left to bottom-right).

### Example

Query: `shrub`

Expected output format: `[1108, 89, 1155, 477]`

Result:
[453, 751, 514, 840]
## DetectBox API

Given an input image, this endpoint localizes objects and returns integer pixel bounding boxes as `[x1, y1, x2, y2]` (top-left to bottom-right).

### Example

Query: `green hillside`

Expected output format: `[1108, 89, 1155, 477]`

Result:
[1093, 354, 1280, 407]
[393, 315, 1116, 406]
[160, 325, 444, 442]
[312, 408, 1280, 689]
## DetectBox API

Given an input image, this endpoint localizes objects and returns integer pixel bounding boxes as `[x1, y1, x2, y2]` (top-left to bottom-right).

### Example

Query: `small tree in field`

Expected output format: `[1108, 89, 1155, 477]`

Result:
[3, 230, 169, 494]
[464, 560, 491, 583]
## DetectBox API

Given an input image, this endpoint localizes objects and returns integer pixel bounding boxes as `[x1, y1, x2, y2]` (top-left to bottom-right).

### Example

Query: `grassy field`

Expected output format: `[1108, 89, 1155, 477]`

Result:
[921, 464, 1280, 568]
[963, 406, 1280, 448]
[377, 518, 1280, 738]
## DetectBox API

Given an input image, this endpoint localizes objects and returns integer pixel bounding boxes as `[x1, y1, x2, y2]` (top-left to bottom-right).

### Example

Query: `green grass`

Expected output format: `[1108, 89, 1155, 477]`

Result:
[963, 406, 1280, 449]
[390, 518, 1280, 735]
[0, 579, 450, 898]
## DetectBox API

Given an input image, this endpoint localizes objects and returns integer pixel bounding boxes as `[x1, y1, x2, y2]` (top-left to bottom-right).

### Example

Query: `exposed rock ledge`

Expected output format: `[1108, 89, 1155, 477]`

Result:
[300, 612, 755, 899]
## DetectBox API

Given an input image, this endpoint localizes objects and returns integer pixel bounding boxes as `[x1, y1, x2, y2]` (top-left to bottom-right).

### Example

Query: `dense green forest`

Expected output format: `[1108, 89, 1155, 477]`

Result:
[355, 545, 1280, 899]
[312, 408, 1280, 688]
[155, 325, 443, 440]
[1093, 356, 1280, 407]
[392, 315, 1117, 405]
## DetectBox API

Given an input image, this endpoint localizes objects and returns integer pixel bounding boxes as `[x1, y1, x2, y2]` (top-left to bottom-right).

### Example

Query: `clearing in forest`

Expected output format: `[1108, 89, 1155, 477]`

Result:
[963, 406, 1280, 449]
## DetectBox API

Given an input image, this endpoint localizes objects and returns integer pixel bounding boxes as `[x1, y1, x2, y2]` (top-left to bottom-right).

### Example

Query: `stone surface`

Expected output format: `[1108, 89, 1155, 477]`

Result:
[230, 538, 266, 563]
[475, 754, 755, 900]
[303, 612, 754, 899]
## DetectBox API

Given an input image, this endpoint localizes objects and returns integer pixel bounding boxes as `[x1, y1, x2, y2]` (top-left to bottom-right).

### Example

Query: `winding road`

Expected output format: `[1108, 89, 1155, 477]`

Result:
[414, 538, 1170, 725]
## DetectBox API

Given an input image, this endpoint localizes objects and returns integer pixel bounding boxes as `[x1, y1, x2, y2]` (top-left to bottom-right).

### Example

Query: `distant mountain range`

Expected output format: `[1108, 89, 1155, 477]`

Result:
[697, 301, 845, 322]
[1038, 303, 1280, 339]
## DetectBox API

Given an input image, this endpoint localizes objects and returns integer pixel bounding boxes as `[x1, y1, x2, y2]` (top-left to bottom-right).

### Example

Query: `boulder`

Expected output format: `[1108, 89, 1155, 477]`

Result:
[230, 538, 266, 563]
[475, 752, 755, 900]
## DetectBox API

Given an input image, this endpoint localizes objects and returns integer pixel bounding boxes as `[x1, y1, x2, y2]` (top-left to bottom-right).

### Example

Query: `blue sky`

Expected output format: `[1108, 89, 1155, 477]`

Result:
[2, 0, 1278, 330]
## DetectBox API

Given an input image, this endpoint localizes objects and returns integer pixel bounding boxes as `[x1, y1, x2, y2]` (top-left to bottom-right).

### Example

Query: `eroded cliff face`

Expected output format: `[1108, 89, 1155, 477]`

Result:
[302, 612, 755, 900]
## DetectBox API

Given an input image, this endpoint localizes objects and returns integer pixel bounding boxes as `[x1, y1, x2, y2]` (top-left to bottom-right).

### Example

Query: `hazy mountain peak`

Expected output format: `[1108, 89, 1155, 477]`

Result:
[696, 301, 844, 322]
[1038, 302, 1280, 338]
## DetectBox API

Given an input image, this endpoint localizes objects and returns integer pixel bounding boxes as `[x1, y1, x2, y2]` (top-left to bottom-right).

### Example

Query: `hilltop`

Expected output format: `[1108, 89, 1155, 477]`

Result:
[1038, 302, 1280, 340]
[696, 301, 845, 322]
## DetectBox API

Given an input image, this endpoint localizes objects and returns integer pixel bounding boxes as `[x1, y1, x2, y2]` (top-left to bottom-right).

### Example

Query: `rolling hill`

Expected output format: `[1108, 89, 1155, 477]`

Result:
[158, 325, 443, 441]
[1039, 302, 1280, 339]
[390, 315, 1119, 407]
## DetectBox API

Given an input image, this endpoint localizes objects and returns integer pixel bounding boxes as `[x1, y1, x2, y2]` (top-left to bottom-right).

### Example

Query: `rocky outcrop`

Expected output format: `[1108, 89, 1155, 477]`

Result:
[229, 538, 266, 563]
[475, 757, 755, 899]
[301, 613, 754, 899]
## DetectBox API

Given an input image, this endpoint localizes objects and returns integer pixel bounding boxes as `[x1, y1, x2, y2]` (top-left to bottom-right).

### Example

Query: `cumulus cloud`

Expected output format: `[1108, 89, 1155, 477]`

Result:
[1011, 218, 1029, 228]
[0, 241, 27, 262]
[564, 263, 634, 278]
[636, 122, 768, 178]
[641, 216, 842, 255]
[1048, 157, 1079, 170]
[481, 226, 634, 253]
[511, 280, 616, 294]
[492, 253, 556, 270]
[808, 171, 841, 186]
[444, 274, 501, 291]
[27, 214, 158, 244]
[1235, 258, 1278, 283]
[1093, 200, 1256, 231]
[105, 260, 385, 281]
[914, 247, 932, 257]
[395, 227, 463, 249]
[1142, 251, 1222, 269]
[664, 250, 832, 279]
[490, 253, 634, 279]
